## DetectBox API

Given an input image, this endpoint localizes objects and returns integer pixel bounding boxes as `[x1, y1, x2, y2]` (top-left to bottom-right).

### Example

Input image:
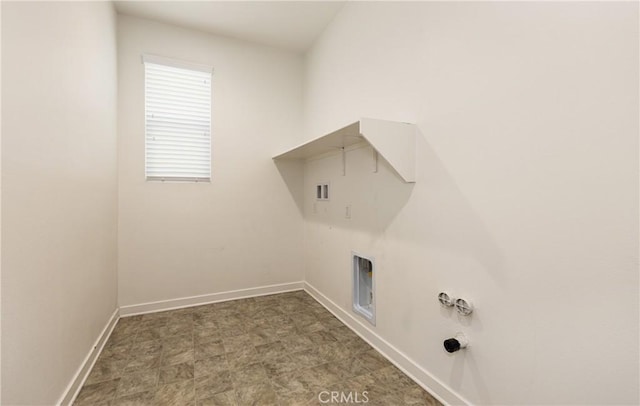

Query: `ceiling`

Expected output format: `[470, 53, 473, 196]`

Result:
[114, 1, 346, 53]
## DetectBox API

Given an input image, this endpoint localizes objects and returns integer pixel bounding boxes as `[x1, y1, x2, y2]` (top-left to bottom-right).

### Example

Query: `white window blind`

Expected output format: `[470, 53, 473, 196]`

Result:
[144, 55, 212, 182]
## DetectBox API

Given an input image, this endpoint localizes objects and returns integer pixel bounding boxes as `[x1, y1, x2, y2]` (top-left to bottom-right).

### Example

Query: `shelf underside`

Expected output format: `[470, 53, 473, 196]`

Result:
[272, 122, 362, 160]
[273, 118, 416, 183]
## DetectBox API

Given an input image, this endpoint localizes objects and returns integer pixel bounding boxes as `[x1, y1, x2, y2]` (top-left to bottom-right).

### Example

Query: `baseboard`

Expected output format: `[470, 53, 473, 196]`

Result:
[304, 282, 470, 406]
[58, 307, 120, 406]
[119, 281, 305, 317]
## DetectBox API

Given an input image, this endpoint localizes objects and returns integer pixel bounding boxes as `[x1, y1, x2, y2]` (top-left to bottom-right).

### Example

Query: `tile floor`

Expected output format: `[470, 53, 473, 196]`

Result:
[74, 291, 442, 406]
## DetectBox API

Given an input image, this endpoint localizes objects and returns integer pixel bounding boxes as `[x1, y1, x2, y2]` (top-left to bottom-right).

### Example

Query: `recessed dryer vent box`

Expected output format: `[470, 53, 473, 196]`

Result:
[352, 252, 375, 325]
[316, 183, 329, 200]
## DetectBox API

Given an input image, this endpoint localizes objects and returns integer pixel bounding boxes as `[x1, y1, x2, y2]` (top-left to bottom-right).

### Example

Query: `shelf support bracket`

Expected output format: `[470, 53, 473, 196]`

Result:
[341, 147, 346, 176]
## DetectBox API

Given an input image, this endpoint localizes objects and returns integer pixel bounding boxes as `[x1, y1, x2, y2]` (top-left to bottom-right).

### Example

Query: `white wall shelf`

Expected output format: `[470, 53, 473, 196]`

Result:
[273, 118, 417, 183]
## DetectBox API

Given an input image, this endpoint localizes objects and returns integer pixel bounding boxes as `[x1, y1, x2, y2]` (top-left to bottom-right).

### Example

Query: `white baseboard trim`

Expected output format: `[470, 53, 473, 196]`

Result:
[119, 281, 305, 317]
[304, 282, 470, 406]
[58, 307, 120, 406]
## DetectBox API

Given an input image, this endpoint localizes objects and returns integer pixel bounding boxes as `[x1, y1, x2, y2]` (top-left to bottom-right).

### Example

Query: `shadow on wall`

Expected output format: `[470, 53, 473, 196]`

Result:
[302, 143, 416, 234]
[298, 126, 507, 287]
[273, 123, 505, 288]
[405, 130, 508, 287]
[274, 159, 305, 215]
[450, 347, 493, 404]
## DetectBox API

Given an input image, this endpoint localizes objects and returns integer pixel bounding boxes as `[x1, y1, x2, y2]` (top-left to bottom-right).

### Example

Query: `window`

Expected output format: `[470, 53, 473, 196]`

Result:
[143, 54, 212, 182]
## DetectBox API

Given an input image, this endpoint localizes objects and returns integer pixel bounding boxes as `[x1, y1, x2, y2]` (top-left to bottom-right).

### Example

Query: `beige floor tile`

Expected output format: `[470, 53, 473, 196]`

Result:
[270, 369, 323, 395]
[131, 339, 162, 355]
[247, 327, 280, 346]
[196, 371, 234, 399]
[221, 333, 254, 353]
[195, 354, 229, 377]
[158, 361, 194, 385]
[403, 385, 442, 406]
[115, 369, 159, 398]
[195, 317, 219, 330]
[112, 390, 155, 406]
[262, 355, 300, 376]
[161, 346, 194, 366]
[163, 333, 193, 349]
[153, 380, 195, 406]
[75, 378, 120, 405]
[76, 292, 442, 406]
[276, 389, 318, 406]
[197, 390, 237, 406]
[196, 339, 225, 360]
[358, 349, 393, 372]
[85, 357, 128, 385]
[305, 330, 338, 346]
[195, 327, 222, 343]
[229, 362, 268, 387]
[373, 364, 418, 390]
[254, 341, 287, 361]
[289, 349, 325, 370]
[328, 325, 358, 341]
[341, 336, 373, 354]
[280, 333, 314, 353]
[124, 353, 161, 373]
[225, 346, 259, 370]
[318, 316, 345, 330]
[235, 382, 278, 406]
[315, 341, 352, 362]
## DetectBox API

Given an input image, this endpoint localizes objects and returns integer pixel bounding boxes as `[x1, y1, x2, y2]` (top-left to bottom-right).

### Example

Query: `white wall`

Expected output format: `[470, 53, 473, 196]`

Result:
[303, 2, 639, 405]
[0, 3, 3, 399]
[117, 15, 304, 307]
[1, 2, 118, 404]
